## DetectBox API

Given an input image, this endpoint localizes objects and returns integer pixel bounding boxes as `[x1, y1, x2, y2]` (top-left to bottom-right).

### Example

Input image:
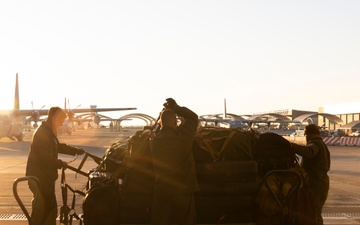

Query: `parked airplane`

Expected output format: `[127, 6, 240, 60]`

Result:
[199, 99, 248, 129]
[0, 73, 137, 141]
[63, 98, 133, 125]
[198, 99, 293, 129]
[0, 74, 48, 141]
[57, 99, 119, 135]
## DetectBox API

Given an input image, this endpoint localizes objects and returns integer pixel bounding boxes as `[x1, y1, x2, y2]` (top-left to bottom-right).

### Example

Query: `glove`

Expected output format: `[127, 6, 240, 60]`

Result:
[163, 98, 178, 110]
[58, 160, 68, 169]
[62, 161, 68, 169]
[76, 148, 85, 155]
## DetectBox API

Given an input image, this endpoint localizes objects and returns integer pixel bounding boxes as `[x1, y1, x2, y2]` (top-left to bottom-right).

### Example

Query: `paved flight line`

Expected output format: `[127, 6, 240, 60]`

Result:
[1, 129, 360, 225]
[1, 213, 360, 225]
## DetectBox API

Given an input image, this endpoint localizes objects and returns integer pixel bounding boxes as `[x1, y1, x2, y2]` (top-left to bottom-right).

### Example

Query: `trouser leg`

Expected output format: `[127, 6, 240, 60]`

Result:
[29, 182, 58, 225]
[314, 191, 328, 225]
[173, 193, 197, 225]
[151, 192, 197, 225]
[151, 193, 172, 225]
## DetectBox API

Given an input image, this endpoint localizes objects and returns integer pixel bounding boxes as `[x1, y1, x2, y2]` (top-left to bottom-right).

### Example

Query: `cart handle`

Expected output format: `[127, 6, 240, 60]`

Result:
[13, 176, 40, 225]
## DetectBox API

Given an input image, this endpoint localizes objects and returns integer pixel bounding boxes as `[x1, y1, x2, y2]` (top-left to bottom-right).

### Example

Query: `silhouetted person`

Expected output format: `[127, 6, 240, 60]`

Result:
[109, 121, 114, 131]
[150, 98, 199, 225]
[26, 106, 85, 225]
[291, 124, 330, 225]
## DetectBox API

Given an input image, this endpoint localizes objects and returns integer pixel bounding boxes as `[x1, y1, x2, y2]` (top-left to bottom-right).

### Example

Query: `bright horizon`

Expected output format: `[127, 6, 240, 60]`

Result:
[1, 1, 360, 122]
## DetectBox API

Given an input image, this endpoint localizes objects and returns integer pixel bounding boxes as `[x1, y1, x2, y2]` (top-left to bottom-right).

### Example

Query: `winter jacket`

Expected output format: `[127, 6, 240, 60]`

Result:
[26, 121, 79, 186]
[291, 137, 330, 193]
[150, 106, 199, 194]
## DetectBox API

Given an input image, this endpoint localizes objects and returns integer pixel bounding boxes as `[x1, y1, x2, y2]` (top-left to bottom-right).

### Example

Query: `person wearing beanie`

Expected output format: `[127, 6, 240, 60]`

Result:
[291, 124, 330, 225]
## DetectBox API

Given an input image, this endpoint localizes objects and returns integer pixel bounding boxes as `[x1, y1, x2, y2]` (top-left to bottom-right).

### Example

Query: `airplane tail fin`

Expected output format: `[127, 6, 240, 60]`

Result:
[14, 73, 20, 110]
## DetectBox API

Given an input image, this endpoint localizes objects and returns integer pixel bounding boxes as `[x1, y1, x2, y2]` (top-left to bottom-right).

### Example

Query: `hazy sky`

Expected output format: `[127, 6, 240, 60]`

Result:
[1, 1, 359, 121]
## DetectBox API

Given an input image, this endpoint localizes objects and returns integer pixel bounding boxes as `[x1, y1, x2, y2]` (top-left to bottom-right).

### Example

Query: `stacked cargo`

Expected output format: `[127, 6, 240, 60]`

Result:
[195, 160, 259, 223]
[82, 127, 315, 225]
[192, 127, 259, 223]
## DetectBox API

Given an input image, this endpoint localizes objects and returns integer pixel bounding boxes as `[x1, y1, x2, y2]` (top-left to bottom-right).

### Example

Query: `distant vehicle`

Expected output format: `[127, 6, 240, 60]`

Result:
[291, 129, 305, 137]
[329, 129, 339, 136]
[218, 120, 246, 129]
[350, 130, 360, 137]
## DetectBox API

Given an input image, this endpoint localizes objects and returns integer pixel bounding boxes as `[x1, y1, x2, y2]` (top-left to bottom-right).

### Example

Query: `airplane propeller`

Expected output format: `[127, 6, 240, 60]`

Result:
[75, 113, 109, 125]
[25, 101, 45, 128]
[64, 98, 105, 125]
[65, 98, 81, 122]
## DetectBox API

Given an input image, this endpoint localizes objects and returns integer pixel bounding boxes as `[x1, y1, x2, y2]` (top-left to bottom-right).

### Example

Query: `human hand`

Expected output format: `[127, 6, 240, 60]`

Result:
[76, 148, 85, 155]
[163, 98, 178, 110]
[62, 161, 68, 169]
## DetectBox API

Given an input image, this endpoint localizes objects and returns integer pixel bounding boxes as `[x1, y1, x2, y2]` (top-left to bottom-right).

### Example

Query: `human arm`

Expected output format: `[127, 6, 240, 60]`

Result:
[58, 143, 85, 156]
[163, 98, 199, 137]
[290, 141, 320, 158]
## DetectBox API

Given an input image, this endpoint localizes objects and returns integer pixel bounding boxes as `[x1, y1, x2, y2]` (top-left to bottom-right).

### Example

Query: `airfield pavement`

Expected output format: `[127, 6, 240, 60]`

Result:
[0, 128, 360, 225]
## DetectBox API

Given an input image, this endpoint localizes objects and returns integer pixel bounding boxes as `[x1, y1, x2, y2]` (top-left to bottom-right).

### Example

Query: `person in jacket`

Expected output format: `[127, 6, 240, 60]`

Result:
[291, 124, 331, 225]
[26, 106, 85, 225]
[150, 98, 199, 225]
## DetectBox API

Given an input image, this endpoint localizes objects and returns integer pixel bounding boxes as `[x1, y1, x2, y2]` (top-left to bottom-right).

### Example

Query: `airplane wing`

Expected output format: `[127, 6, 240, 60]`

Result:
[66, 109, 136, 125]
[10, 109, 49, 117]
[0, 110, 12, 116]
[1, 107, 137, 117]
[0, 109, 48, 117]
[70, 107, 136, 113]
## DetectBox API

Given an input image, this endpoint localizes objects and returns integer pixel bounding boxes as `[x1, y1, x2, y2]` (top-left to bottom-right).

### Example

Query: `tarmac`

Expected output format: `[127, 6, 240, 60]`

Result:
[1, 128, 360, 225]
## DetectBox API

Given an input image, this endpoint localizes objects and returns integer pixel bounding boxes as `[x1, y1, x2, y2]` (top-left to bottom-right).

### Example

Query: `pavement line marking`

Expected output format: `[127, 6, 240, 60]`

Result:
[0, 214, 75, 220]
[1, 213, 360, 220]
